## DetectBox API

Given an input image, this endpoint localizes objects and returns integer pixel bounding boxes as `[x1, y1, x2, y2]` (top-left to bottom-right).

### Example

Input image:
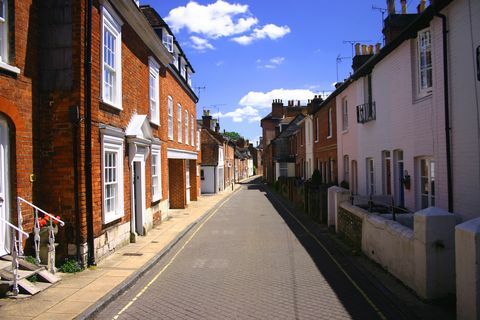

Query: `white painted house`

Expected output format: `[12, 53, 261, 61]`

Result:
[336, 1, 450, 213]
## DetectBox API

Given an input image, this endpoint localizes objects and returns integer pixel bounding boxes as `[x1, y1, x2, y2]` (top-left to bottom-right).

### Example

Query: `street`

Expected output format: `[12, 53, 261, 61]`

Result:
[95, 179, 404, 320]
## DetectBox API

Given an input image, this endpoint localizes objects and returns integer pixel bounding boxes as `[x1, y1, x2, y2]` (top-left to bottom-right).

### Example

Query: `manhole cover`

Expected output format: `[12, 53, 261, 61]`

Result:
[151, 241, 159, 243]
[123, 253, 143, 256]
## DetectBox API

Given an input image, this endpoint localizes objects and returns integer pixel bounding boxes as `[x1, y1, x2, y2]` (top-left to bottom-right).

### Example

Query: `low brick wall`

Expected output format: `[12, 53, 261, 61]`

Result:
[337, 205, 364, 249]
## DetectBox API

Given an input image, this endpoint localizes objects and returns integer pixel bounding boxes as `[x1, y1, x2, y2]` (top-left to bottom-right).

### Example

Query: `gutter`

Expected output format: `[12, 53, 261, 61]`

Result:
[437, 12, 453, 213]
[85, 0, 95, 266]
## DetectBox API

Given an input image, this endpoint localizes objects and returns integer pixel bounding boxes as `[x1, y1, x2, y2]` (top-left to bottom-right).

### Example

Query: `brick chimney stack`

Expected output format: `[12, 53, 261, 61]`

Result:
[202, 109, 213, 130]
[215, 122, 220, 133]
[271, 99, 284, 119]
[352, 42, 374, 72]
[383, 0, 419, 44]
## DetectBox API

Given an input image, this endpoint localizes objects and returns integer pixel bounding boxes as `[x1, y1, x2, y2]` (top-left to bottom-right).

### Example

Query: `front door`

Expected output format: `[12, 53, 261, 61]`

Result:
[0, 118, 9, 256]
[133, 161, 144, 235]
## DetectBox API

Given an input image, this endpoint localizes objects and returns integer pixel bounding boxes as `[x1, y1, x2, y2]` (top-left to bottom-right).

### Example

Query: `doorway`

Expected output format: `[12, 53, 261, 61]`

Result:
[186, 160, 191, 204]
[0, 117, 10, 256]
[133, 161, 145, 236]
[394, 150, 405, 207]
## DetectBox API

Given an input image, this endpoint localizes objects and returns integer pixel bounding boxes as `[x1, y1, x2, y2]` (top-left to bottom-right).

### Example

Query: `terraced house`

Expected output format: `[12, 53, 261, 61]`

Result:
[0, 0, 199, 295]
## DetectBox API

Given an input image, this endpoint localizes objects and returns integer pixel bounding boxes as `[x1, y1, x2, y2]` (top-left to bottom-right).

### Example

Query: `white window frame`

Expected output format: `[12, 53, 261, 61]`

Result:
[0, 0, 8, 64]
[418, 157, 435, 209]
[327, 108, 333, 138]
[151, 145, 162, 202]
[101, 134, 124, 224]
[172, 46, 179, 69]
[314, 116, 319, 143]
[417, 28, 432, 96]
[101, 4, 123, 109]
[163, 29, 173, 53]
[196, 130, 200, 151]
[185, 110, 189, 145]
[167, 96, 174, 140]
[342, 98, 348, 131]
[180, 59, 187, 79]
[149, 57, 160, 125]
[177, 104, 182, 143]
[366, 157, 375, 196]
[191, 118, 194, 146]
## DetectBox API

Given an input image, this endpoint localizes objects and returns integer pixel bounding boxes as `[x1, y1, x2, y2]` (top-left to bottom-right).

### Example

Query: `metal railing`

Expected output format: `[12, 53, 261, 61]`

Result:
[17, 197, 65, 273]
[350, 194, 410, 221]
[356, 101, 376, 124]
[0, 216, 29, 295]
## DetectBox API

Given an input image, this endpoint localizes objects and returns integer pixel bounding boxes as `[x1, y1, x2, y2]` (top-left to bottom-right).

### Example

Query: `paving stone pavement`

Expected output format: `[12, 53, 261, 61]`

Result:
[95, 180, 397, 320]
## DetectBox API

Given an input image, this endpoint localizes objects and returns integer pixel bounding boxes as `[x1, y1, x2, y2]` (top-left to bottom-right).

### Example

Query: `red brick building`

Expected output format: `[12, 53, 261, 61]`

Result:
[0, 1, 199, 267]
[310, 96, 338, 184]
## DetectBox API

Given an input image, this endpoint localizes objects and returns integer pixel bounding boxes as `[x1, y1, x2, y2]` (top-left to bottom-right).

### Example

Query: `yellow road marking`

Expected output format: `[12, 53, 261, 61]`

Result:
[271, 194, 388, 320]
[113, 190, 239, 320]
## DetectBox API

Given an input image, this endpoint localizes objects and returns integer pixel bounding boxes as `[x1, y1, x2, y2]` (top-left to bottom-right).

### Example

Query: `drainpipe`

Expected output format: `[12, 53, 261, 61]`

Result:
[84, 0, 95, 266]
[436, 12, 453, 213]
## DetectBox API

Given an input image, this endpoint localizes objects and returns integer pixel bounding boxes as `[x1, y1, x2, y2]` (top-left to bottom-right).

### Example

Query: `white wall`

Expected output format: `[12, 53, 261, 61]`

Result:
[337, 17, 448, 213]
[201, 166, 216, 194]
[444, 0, 480, 221]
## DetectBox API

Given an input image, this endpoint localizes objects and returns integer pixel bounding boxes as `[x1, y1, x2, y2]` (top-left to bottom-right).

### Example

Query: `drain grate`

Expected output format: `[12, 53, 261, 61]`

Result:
[123, 253, 143, 256]
[151, 241, 159, 243]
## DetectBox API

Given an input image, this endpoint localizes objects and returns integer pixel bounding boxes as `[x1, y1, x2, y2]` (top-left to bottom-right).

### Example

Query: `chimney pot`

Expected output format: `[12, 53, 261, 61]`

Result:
[375, 43, 381, 54]
[361, 44, 367, 55]
[355, 43, 361, 56]
[401, 0, 407, 14]
[387, 0, 396, 15]
[368, 45, 374, 54]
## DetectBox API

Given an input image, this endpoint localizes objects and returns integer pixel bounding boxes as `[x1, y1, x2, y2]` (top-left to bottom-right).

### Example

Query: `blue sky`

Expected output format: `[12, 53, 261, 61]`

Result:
[147, 0, 416, 145]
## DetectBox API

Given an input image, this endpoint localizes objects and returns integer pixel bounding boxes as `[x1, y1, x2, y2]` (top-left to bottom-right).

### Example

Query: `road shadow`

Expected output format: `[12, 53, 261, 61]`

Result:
[241, 179, 415, 320]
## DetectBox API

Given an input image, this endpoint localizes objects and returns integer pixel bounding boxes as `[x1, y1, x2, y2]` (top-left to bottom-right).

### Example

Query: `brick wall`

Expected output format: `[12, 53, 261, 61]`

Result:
[201, 129, 219, 165]
[169, 159, 186, 208]
[337, 206, 363, 249]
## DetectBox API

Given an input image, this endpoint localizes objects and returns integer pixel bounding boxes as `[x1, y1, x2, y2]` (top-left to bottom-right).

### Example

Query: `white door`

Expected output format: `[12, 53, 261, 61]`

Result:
[185, 160, 190, 204]
[0, 118, 9, 256]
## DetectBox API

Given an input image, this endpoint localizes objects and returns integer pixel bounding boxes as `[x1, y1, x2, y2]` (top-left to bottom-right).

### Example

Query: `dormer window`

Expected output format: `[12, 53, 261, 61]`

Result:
[162, 29, 173, 53]
[172, 47, 179, 69]
[180, 60, 186, 79]
[187, 70, 192, 87]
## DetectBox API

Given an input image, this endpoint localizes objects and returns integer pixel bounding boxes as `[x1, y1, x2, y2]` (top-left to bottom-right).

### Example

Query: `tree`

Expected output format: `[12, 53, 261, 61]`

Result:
[223, 131, 242, 141]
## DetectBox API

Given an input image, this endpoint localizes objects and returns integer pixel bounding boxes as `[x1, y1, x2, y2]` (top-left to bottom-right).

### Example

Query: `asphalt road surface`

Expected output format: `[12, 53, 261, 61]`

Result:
[95, 179, 407, 320]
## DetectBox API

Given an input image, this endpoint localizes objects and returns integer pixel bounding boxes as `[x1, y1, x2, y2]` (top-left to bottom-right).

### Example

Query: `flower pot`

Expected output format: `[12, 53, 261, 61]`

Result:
[39, 226, 59, 266]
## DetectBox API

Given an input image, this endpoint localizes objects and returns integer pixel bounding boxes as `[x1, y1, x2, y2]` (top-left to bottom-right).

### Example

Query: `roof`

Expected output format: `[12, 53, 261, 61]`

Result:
[310, 0, 454, 115]
[275, 114, 306, 140]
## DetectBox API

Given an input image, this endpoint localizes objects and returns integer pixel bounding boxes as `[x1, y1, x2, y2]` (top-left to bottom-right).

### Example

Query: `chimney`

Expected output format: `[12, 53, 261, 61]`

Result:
[271, 99, 284, 119]
[387, 0, 395, 15]
[383, 0, 419, 44]
[352, 43, 374, 72]
[417, 0, 426, 13]
[202, 109, 213, 130]
[215, 122, 220, 133]
[375, 43, 381, 54]
[297, 100, 300, 107]
[401, 0, 407, 14]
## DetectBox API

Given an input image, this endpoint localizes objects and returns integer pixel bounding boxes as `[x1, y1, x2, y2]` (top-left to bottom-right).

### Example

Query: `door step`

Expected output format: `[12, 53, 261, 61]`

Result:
[0, 255, 61, 297]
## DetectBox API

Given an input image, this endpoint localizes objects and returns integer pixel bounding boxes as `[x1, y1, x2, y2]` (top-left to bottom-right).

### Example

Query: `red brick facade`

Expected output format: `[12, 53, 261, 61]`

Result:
[311, 98, 338, 184]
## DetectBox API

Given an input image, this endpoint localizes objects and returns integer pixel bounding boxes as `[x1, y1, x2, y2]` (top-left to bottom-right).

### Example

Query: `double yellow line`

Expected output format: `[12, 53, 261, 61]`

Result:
[270, 192, 388, 320]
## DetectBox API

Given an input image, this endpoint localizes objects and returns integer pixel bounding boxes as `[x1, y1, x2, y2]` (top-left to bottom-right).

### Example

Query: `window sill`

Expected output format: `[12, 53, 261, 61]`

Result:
[151, 196, 162, 204]
[101, 99, 123, 111]
[342, 129, 349, 134]
[168, 136, 174, 141]
[0, 62, 21, 74]
[150, 120, 160, 127]
[413, 91, 432, 104]
[327, 135, 332, 139]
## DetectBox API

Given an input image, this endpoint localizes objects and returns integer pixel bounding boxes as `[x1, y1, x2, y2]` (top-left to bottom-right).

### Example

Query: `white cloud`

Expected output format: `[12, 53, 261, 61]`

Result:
[218, 106, 262, 123]
[232, 24, 290, 45]
[216, 60, 225, 67]
[239, 89, 316, 109]
[190, 36, 215, 51]
[165, 1, 258, 39]
[258, 56, 285, 69]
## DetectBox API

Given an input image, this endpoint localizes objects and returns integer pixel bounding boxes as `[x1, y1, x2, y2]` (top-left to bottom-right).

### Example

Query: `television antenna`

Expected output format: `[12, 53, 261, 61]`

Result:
[194, 86, 206, 99]
[336, 54, 351, 82]
[343, 40, 372, 57]
[372, 5, 387, 44]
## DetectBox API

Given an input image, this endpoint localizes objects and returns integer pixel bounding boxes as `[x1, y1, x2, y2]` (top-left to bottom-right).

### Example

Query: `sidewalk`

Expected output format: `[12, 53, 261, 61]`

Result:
[0, 182, 244, 320]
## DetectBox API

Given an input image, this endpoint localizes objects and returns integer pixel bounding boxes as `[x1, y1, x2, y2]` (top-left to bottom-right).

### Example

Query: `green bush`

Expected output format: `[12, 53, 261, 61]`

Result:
[311, 169, 322, 187]
[340, 180, 349, 189]
[59, 259, 83, 273]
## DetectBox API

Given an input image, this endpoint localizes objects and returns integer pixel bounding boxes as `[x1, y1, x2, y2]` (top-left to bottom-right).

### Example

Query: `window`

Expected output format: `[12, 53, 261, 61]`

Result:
[191, 118, 194, 146]
[0, 0, 8, 63]
[149, 58, 160, 125]
[418, 29, 432, 94]
[180, 61, 186, 79]
[382, 151, 392, 195]
[168, 96, 173, 140]
[351, 160, 358, 195]
[366, 158, 375, 196]
[314, 116, 318, 142]
[102, 134, 124, 223]
[343, 155, 349, 184]
[201, 169, 205, 180]
[177, 104, 182, 143]
[185, 110, 189, 145]
[162, 29, 173, 53]
[419, 158, 435, 209]
[151, 146, 162, 202]
[329, 158, 334, 183]
[186, 160, 190, 188]
[342, 98, 348, 131]
[327, 108, 333, 138]
[279, 163, 288, 177]
[196, 130, 200, 151]
[364, 74, 373, 104]
[173, 47, 179, 69]
[101, 5, 122, 109]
